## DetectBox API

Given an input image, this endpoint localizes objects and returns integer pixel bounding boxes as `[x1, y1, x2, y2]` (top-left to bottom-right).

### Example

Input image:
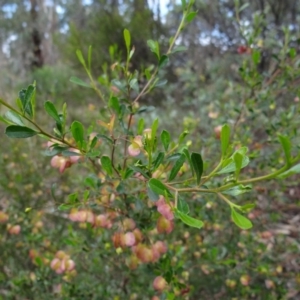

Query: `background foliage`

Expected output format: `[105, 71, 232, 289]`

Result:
[0, 0, 300, 299]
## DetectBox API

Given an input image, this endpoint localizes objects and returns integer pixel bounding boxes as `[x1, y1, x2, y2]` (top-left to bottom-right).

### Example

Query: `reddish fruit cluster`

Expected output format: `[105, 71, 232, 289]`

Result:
[50, 250, 76, 276]
[7, 224, 21, 235]
[132, 241, 168, 264]
[68, 209, 114, 228]
[47, 141, 83, 173]
[153, 276, 168, 291]
[156, 216, 174, 234]
[0, 211, 9, 223]
[155, 196, 174, 220]
[237, 45, 251, 54]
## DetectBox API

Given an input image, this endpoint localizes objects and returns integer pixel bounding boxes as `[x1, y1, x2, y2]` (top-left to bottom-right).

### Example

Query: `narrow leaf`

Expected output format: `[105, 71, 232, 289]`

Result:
[175, 210, 203, 229]
[178, 130, 188, 144]
[129, 165, 150, 179]
[61, 150, 81, 157]
[138, 118, 144, 135]
[277, 163, 300, 179]
[151, 118, 159, 142]
[71, 121, 84, 147]
[148, 178, 172, 197]
[44, 101, 61, 124]
[191, 152, 203, 184]
[278, 135, 292, 164]
[153, 152, 165, 170]
[185, 11, 197, 23]
[223, 185, 252, 196]
[182, 148, 193, 175]
[88, 45, 92, 71]
[5, 125, 38, 138]
[147, 186, 159, 202]
[76, 49, 86, 66]
[159, 55, 169, 68]
[221, 124, 230, 157]
[177, 198, 189, 214]
[108, 96, 120, 114]
[218, 147, 250, 174]
[70, 76, 91, 88]
[231, 208, 252, 229]
[4, 110, 24, 126]
[238, 203, 255, 213]
[171, 46, 187, 54]
[101, 156, 113, 176]
[169, 153, 185, 181]
[234, 152, 243, 179]
[161, 130, 171, 151]
[123, 29, 131, 53]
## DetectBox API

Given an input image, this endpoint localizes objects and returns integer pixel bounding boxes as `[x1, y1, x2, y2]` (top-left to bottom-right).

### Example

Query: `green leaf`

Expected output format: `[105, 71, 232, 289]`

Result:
[169, 153, 185, 181]
[277, 163, 300, 179]
[161, 130, 171, 151]
[44, 101, 61, 124]
[238, 203, 256, 213]
[289, 48, 296, 58]
[71, 121, 84, 147]
[147, 186, 159, 202]
[234, 151, 243, 179]
[154, 79, 168, 88]
[151, 118, 159, 141]
[223, 185, 252, 196]
[108, 96, 120, 114]
[147, 39, 160, 59]
[76, 49, 86, 67]
[19, 85, 34, 117]
[221, 124, 230, 157]
[177, 198, 189, 214]
[191, 152, 203, 184]
[181, 0, 186, 9]
[123, 168, 134, 180]
[86, 149, 101, 158]
[239, 3, 249, 12]
[30, 81, 36, 118]
[101, 156, 113, 176]
[159, 55, 169, 68]
[182, 148, 194, 176]
[123, 29, 131, 53]
[58, 203, 79, 211]
[70, 76, 91, 88]
[61, 150, 81, 157]
[252, 50, 261, 65]
[88, 45, 92, 71]
[129, 165, 150, 179]
[96, 134, 113, 144]
[218, 156, 249, 174]
[278, 135, 292, 164]
[129, 78, 139, 92]
[111, 79, 126, 93]
[90, 136, 98, 149]
[231, 208, 252, 229]
[5, 125, 38, 138]
[217, 147, 249, 174]
[148, 178, 172, 197]
[171, 46, 187, 54]
[153, 152, 165, 171]
[178, 130, 189, 144]
[0, 115, 12, 125]
[175, 210, 204, 229]
[4, 110, 24, 126]
[137, 118, 144, 135]
[185, 11, 197, 23]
